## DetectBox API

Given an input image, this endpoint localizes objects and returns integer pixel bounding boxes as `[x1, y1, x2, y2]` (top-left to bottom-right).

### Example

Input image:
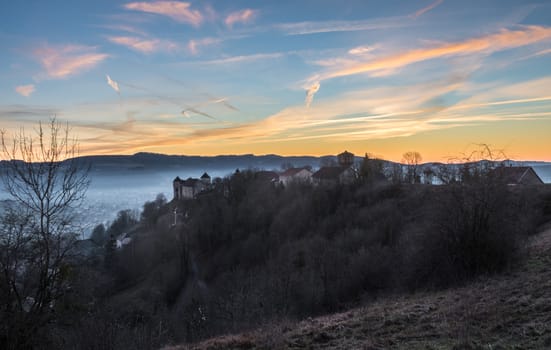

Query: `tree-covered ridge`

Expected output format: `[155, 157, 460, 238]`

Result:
[71, 166, 549, 348]
[2, 135, 551, 348]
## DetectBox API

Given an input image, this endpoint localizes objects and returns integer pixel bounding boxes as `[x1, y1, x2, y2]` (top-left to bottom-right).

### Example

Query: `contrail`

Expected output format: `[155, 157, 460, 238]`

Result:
[156, 74, 239, 112]
[209, 97, 239, 111]
[203, 94, 240, 111]
[182, 107, 217, 120]
[113, 80, 220, 121]
[181, 96, 239, 119]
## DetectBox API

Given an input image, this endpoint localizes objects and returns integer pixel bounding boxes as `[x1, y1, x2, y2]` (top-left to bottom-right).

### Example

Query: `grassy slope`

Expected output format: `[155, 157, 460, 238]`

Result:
[165, 223, 551, 350]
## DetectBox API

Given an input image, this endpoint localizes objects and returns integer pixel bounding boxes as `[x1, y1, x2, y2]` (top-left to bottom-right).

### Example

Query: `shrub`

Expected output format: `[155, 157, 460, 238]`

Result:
[406, 181, 526, 288]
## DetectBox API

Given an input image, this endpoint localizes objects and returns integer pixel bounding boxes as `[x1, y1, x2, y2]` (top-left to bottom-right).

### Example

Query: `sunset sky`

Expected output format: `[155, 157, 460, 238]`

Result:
[1, 0, 551, 162]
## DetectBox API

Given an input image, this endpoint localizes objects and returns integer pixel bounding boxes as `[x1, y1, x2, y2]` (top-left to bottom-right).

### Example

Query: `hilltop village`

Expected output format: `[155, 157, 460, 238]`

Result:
[173, 150, 358, 200]
[173, 150, 545, 200]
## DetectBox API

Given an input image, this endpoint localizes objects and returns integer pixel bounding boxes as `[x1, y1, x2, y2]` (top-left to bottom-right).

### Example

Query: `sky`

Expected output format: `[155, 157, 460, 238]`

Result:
[1, 0, 551, 162]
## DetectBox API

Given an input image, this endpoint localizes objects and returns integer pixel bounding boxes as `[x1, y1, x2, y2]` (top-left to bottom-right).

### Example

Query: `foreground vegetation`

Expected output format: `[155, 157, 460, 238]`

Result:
[1, 124, 550, 349]
[9, 167, 551, 349]
[170, 222, 551, 349]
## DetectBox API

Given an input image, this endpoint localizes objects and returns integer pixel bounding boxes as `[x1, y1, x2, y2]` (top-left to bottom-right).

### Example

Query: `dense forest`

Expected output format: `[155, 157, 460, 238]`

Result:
[2, 152, 551, 349]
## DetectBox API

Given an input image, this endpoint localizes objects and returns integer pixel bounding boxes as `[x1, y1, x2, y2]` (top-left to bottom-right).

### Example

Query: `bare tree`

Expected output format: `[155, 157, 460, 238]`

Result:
[402, 151, 423, 184]
[0, 118, 89, 349]
[421, 144, 519, 286]
[436, 144, 506, 185]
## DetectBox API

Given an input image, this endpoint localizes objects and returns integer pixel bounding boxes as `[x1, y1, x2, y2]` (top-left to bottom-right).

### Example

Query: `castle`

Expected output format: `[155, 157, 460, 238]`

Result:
[173, 172, 211, 200]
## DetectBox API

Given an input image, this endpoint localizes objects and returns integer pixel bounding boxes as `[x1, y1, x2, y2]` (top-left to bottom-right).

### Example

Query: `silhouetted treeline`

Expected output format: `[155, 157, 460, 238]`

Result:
[3, 167, 551, 349]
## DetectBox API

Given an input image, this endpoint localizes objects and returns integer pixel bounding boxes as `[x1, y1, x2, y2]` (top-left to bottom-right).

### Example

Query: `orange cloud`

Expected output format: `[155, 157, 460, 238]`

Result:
[41, 71, 550, 161]
[321, 26, 551, 81]
[34, 45, 108, 79]
[15, 84, 35, 97]
[124, 1, 203, 26]
[108, 36, 177, 53]
[225, 9, 256, 28]
[169, 74, 551, 148]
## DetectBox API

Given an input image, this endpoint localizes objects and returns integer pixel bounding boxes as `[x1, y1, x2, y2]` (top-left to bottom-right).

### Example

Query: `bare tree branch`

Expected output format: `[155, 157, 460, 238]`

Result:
[0, 117, 89, 348]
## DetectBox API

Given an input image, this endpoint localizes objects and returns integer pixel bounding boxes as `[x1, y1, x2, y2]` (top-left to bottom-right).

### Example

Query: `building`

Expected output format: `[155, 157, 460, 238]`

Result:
[200, 172, 211, 185]
[312, 166, 356, 185]
[491, 166, 544, 185]
[312, 151, 356, 185]
[255, 170, 280, 183]
[173, 175, 208, 200]
[337, 150, 355, 168]
[279, 167, 313, 185]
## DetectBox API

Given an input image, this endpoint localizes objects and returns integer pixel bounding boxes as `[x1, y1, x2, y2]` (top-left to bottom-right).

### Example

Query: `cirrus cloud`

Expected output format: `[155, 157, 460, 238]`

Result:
[124, 1, 203, 26]
[107, 35, 178, 53]
[33, 44, 109, 79]
[411, 0, 444, 19]
[304, 26, 551, 106]
[187, 37, 221, 55]
[321, 26, 551, 81]
[225, 9, 257, 28]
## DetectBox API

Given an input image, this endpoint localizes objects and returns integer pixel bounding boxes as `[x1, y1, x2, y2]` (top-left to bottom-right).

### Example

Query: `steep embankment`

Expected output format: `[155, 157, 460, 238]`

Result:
[165, 223, 551, 349]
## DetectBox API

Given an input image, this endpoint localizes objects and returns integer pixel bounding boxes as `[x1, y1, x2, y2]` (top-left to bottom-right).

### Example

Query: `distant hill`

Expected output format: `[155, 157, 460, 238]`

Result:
[76, 152, 329, 174]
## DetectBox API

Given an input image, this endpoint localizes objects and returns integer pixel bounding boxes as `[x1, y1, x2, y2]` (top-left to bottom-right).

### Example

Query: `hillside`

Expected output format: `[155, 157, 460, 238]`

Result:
[166, 223, 551, 350]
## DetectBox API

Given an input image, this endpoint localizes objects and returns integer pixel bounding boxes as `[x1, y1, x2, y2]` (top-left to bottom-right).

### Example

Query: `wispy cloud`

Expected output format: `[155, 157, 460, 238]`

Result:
[533, 48, 551, 57]
[225, 9, 257, 28]
[310, 57, 359, 67]
[411, 0, 444, 18]
[305, 82, 320, 107]
[450, 76, 551, 108]
[15, 84, 35, 97]
[275, 17, 408, 35]
[124, 1, 203, 26]
[204, 4, 217, 22]
[99, 24, 148, 36]
[197, 52, 284, 65]
[348, 45, 376, 55]
[107, 35, 178, 53]
[172, 73, 551, 148]
[520, 47, 551, 60]
[305, 26, 551, 104]
[187, 37, 221, 55]
[63, 74, 551, 157]
[33, 44, 109, 79]
[0, 105, 59, 120]
[79, 117, 143, 135]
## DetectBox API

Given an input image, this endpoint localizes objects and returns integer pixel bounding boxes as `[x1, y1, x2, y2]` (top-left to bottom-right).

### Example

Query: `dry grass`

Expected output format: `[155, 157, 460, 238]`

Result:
[164, 224, 551, 350]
